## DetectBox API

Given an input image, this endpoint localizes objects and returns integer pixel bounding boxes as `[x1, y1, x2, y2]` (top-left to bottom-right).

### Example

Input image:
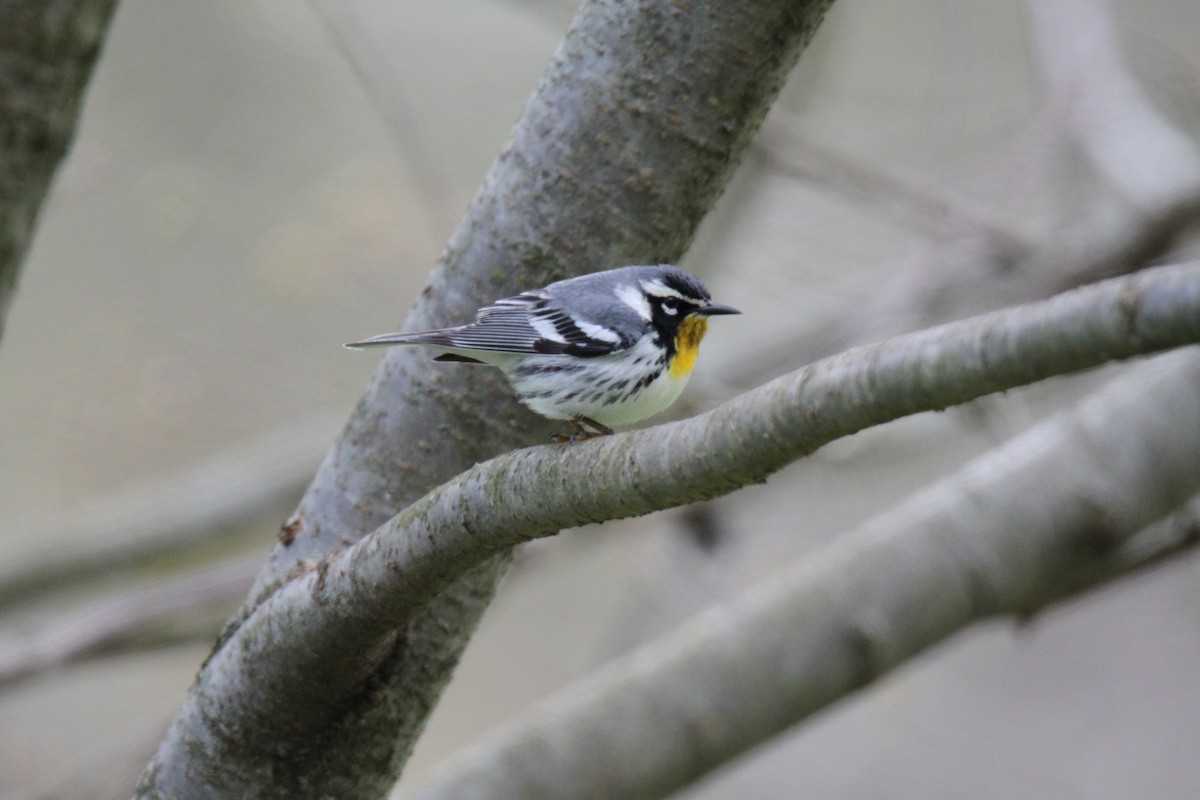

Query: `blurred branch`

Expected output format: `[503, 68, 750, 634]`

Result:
[0, 0, 120, 340]
[733, 0, 1200, 398]
[0, 415, 335, 610]
[309, 0, 455, 239]
[733, 134, 1200, 394]
[141, 1, 839, 797]
[406, 348, 1200, 800]
[1025, 0, 1200, 213]
[1036, 493, 1200, 610]
[757, 122, 1034, 261]
[715, 184, 1200, 394]
[1022, 0, 1200, 305]
[0, 553, 258, 689]
[155, 262, 1199, 799]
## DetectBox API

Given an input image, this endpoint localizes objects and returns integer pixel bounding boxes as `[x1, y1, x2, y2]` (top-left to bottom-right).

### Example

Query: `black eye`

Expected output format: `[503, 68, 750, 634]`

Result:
[660, 298, 679, 314]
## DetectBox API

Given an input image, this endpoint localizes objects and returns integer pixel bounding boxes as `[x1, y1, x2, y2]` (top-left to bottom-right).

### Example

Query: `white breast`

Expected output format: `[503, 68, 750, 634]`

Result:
[504, 337, 689, 426]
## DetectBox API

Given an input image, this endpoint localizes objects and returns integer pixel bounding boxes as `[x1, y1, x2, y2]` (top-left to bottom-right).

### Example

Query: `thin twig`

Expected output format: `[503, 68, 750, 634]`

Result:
[757, 122, 1033, 257]
[0, 415, 336, 610]
[0, 553, 260, 689]
[308, 0, 456, 240]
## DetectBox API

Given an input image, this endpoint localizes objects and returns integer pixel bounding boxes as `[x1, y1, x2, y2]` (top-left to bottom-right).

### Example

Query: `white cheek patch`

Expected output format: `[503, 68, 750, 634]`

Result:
[576, 319, 622, 343]
[531, 316, 567, 343]
[616, 283, 653, 321]
[661, 304, 678, 315]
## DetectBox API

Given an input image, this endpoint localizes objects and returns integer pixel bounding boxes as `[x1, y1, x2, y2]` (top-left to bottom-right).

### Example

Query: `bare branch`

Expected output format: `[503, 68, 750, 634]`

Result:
[718, 170, 1200, 396]
[1026, 0, 1200, 212]
[406, 348, 1200, 800]
[309, 0, 456, 239]
[757, 122, 1033, 257]
[0, 416, 334, 610]
[1031, 493, 1200, 610]
[0, 0, 120, 339]
[154, 262, 1200, 798]
[140, 1, 839, 796]
[730, 0, 1200, 396]
[0, 553, 258, 689]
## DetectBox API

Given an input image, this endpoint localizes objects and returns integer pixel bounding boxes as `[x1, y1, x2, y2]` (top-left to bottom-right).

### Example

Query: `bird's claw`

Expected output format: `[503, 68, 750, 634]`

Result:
[548, 417, 614, 444]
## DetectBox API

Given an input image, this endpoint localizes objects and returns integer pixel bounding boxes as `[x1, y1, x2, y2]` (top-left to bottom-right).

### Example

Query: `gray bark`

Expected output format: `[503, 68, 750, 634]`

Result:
[142, 255, 1200, 796]
[406, 347, 1200, 800]
[0, 0, 120, 340]
[139, 1, 836, 797]
[181, 262, 1200, 672]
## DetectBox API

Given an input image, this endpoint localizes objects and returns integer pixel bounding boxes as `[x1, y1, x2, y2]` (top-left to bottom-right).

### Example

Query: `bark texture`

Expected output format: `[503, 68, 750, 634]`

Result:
[0, 0, 119, 339]
[144, 256, 1200, 797]
[406, 348, 1200, 800]
[139, 1, 836, 797]
[180, 262, 1200, 691]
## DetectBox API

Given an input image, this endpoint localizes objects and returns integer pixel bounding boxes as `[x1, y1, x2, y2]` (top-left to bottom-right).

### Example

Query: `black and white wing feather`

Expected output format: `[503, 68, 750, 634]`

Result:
[345, 291, 629, 358]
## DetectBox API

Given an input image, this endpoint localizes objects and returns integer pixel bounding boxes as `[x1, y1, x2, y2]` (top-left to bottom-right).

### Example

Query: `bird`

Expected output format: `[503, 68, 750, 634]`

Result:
[346, 265, 739, 441]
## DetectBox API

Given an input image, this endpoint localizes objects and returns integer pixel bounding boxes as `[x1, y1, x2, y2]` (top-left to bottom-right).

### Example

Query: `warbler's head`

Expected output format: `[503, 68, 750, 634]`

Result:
[616, 266, 740, 376]
[541, 264, 740, 373]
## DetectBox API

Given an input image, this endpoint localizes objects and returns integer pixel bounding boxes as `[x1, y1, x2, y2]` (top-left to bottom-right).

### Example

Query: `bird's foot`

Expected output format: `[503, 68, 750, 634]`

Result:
[549, 416, 615, 444]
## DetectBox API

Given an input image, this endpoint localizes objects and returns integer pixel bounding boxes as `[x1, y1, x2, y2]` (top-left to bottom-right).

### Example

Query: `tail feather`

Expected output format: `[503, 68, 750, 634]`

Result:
[345, 330, 487, 365]
[344, 331, 427, 349]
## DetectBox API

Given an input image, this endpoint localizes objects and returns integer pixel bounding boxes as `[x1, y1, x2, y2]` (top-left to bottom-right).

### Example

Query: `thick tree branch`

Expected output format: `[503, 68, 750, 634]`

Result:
[1031, 493, 1200, 610]
[0, 0, 119, 339]
[405, 347, 1200, 800]
[154, 262, 1200, 797]
[141, 1, 837, 796]
[316, 261, 1200, 624]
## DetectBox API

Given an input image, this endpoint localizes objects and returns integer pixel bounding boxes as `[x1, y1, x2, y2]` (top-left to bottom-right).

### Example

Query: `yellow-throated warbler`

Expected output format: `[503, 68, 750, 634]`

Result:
[346, 265, 739, 440]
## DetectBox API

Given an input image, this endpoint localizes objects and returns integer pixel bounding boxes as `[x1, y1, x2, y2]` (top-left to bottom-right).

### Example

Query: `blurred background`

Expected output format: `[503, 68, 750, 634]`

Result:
[2, 0, 1200, 797]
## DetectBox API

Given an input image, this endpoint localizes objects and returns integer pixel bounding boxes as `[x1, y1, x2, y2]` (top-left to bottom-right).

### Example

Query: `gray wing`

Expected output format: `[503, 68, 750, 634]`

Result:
[346, 291, 629, 357]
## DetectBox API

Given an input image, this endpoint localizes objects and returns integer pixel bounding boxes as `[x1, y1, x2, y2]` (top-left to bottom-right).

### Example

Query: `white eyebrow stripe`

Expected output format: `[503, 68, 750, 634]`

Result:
[575, 319, 622, 343]
[530, 316, 567, 343]
[640, 279, 685, 299]
[616, 283, 653, 321]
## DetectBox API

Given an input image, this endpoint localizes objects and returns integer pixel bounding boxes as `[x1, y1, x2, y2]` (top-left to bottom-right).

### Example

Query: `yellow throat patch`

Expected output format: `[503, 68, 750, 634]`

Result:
[669, 315, 709, 378]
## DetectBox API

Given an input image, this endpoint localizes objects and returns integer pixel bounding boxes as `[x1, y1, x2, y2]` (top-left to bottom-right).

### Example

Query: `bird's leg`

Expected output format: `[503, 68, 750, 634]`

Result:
[548, 417, 615, 444]
[576, 416, 614, 437]
[547, 419, 585, 444]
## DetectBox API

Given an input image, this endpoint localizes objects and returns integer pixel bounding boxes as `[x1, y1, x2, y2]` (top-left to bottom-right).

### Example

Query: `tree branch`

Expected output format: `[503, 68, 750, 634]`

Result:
[1026, 0, 1200, 213]
[0, 0, 119, 339]
[0, 553, 258, 688]
[309, 0, 456, 240]
[405, 347, 1200, 800]
[140, 1, 838, 796]
[153, 262, 1200, 796]
[1023, 0, 1200, 292]
[1029, 493, 1200, 611]
[0, 415, 332, 610]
